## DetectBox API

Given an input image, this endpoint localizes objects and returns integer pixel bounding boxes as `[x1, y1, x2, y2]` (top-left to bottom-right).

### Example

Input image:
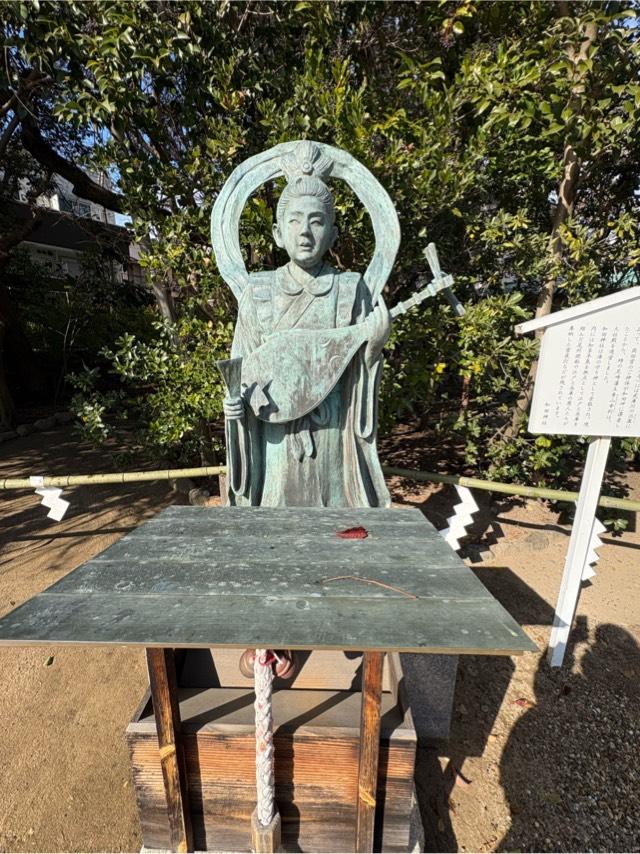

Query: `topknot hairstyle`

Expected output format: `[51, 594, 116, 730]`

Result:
[276, 175, 335, 224]
[276, 140, 336, 224]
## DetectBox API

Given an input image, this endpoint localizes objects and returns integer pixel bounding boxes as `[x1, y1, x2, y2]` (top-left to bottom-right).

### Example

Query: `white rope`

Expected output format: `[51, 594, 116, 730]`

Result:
[254, 648, 276, 827]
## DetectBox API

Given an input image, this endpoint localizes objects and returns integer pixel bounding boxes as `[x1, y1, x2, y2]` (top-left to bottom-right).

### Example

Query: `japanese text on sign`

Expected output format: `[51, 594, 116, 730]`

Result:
[529, 311, 640, 438]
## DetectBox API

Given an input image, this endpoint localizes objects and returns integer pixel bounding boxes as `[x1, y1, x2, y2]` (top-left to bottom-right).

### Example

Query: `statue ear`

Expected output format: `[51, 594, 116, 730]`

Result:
[272, 222, 284, 248]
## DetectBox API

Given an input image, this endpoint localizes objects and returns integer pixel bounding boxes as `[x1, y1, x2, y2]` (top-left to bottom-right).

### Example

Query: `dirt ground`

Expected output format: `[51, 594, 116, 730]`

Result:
[1, 425, 639, 852]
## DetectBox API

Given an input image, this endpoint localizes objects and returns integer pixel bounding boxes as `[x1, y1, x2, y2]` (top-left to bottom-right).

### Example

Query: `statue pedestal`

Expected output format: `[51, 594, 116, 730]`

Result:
[128, 649, 417, 853]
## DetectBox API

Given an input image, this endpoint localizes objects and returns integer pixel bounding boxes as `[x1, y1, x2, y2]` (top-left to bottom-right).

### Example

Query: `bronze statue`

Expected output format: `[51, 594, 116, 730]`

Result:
[213, 140, 399, 508]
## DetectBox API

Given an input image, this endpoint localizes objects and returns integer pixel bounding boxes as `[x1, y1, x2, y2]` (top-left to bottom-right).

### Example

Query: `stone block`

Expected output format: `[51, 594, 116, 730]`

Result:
[54, 411, 74, 424]
[399, 653, 458, 742]
[34, 416, 56, 431]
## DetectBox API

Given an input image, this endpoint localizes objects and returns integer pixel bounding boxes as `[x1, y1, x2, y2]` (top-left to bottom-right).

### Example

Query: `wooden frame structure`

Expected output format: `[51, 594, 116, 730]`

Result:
[141, 648, 388, 853]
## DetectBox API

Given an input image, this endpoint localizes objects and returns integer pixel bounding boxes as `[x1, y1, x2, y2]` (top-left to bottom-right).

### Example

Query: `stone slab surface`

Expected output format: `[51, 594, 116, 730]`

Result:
[0, 506, 535, 656]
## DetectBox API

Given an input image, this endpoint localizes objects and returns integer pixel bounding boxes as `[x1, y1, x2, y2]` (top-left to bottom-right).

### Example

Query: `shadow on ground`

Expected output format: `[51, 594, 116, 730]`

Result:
[497, 620, 640, 853]
[415, 616, 640, 853]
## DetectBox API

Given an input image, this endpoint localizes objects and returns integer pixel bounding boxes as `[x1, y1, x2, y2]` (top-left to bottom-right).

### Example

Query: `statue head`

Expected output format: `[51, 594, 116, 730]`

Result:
[211, 138, 400, 304]
[272, 142, 338, 271]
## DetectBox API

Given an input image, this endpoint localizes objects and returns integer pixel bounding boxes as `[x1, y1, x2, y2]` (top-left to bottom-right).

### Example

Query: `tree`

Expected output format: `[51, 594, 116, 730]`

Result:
[7, 1, 640, 484]
[394, 0, 640, 479]
[1, 4, 129, 425]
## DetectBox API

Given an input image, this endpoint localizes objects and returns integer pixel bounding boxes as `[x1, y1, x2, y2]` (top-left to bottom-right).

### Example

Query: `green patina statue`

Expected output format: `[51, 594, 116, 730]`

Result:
[222, 152, 392, 507]
[212, 141, 453, 510]
[213, 140, 401, 509]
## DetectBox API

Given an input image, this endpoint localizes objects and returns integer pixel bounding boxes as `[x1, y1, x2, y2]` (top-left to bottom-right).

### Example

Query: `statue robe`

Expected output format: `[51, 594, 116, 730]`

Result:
[227, 262, 390, 508]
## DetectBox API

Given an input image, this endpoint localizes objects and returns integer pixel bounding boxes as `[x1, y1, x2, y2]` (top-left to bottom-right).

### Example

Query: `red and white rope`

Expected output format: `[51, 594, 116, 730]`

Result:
[254, 648, 276, 827]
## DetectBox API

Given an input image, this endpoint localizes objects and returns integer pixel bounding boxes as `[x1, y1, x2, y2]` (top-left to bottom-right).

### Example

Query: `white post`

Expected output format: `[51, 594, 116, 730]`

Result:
[548, 436, 611, 667]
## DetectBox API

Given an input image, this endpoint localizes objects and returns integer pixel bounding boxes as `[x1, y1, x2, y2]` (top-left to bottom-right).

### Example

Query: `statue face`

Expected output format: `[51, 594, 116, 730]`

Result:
[273, 195, 337, 270]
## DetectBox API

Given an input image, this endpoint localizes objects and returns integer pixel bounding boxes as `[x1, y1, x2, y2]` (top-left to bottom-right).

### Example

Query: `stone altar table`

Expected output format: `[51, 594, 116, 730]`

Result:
[0, 504, 534, 852]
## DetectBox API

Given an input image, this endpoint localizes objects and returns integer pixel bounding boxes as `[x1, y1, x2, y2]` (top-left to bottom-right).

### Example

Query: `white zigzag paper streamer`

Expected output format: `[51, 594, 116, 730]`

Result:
[581, 517, 606, 581]
[35, 487, 70, 522]
[439, 485, 479, 551]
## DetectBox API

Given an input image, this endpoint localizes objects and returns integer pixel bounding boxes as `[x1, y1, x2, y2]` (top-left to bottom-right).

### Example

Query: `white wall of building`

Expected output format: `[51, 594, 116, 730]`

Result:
[18, 173, 117, 225]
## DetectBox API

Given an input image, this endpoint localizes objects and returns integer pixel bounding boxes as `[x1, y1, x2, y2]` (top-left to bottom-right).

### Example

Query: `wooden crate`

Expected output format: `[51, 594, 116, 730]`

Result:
[127, 649, 417, 852]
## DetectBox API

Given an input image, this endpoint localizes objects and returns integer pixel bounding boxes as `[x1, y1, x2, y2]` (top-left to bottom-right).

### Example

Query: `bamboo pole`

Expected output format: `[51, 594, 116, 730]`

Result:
[0, 466, 225, 490]
[382, 466, 640, 512]
[1, 463, 639, 513]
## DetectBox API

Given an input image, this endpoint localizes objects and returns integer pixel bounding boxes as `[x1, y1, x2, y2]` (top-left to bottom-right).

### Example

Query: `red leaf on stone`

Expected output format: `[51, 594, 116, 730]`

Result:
[336, 526, 368, 539]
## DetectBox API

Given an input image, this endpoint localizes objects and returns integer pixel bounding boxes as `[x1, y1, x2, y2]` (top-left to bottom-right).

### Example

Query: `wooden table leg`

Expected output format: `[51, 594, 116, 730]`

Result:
[146, 647, 193, 853]
[355, 651, 384, 852]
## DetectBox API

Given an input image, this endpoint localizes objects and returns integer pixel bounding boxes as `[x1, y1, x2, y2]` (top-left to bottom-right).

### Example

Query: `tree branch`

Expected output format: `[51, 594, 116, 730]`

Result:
[20, 120, 126, 213]
[0, 110, 20, 158]
[0, 67, 50, 120]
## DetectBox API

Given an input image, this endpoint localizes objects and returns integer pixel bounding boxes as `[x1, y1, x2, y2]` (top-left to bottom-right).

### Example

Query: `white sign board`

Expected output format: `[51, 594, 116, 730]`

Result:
[529, 300, 640, 437]
[516, 286, 640, 667]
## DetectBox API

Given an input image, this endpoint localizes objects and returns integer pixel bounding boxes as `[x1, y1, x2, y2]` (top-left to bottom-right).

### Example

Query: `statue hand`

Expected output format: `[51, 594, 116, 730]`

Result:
[223, 396, 245, 420]
[364, 296, 391, 369]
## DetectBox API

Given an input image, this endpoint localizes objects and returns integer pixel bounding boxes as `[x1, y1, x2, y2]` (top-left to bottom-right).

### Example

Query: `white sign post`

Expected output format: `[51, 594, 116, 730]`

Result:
[516, 286, 640, 667]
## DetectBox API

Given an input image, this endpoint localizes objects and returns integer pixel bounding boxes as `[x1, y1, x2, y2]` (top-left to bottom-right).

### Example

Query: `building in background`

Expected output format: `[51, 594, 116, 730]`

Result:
[13, 173, 145, 285]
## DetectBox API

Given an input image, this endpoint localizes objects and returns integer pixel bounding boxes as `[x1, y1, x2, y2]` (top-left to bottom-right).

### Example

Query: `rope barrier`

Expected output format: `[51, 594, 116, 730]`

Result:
[1, 463, 638, 512]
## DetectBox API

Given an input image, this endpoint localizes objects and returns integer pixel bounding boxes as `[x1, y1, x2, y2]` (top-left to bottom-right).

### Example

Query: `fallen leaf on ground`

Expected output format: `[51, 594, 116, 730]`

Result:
[44, 655, 54, 667]
[513, 697, 536, 709]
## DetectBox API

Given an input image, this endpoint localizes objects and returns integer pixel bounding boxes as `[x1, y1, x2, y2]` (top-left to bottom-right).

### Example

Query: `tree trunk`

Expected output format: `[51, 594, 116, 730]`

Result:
[505, 143, 581, 438]
[505, 14, 597, 440]
[152, 277, 178, 324]
[152, 269, 181, 356]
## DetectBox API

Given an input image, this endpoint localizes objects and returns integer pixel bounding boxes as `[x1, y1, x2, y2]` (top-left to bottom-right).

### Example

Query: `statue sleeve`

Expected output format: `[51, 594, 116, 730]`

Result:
[231, 287, 262, 359]
[352, 277, 383, 441]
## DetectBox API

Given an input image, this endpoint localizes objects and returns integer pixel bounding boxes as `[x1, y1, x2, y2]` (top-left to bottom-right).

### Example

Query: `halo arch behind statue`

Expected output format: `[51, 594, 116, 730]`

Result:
[210, 140, 401, 303]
